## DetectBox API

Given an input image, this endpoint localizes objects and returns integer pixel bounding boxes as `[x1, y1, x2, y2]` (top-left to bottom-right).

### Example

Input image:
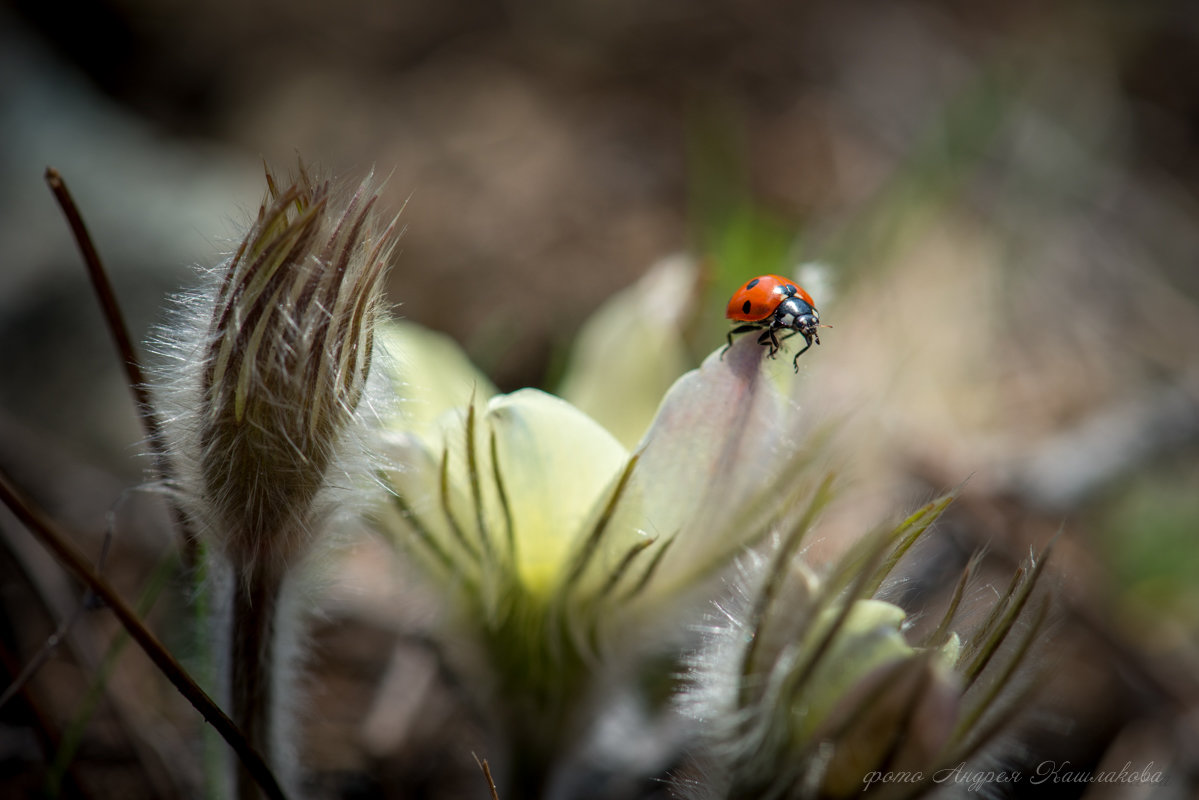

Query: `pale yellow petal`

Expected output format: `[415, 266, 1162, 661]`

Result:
[375, 429, 480, 580]
[485, 389, 630, 595]
[558, 256, 695, 449]
[378, 320, 498, 436]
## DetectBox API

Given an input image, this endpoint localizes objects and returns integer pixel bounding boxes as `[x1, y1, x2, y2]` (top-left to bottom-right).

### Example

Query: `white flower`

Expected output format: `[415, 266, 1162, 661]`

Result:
[374, 321, 826, 795]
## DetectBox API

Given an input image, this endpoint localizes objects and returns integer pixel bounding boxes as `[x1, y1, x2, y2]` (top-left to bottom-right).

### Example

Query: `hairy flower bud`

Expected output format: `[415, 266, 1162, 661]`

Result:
[194, 166, 394, 576]
[153, 163, 398, 798]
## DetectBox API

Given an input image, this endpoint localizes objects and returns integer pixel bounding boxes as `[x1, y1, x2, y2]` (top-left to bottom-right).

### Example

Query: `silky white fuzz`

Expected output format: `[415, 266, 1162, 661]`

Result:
[150, 164, 399, 798]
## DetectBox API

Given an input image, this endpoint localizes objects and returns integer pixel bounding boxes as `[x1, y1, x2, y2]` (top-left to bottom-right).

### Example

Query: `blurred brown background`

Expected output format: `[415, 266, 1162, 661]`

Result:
[2, 0, 1198, 797]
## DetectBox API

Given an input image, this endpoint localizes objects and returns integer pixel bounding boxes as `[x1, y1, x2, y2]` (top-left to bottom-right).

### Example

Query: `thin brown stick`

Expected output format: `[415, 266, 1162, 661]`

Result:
[0, 470, 287, 800]
[0, 609, 90, 797]
[0, 596, 85, 712]
[473, 753, 501, 800]
[43, 167, 197, 568]
[43, 167, 158, 430]
[0, 499, 114, 713]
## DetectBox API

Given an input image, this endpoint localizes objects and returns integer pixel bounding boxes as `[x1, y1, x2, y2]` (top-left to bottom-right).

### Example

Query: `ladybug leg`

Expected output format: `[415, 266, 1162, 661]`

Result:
[756, 329, 781, 358]
[790, 334, 815, 372]
[721, 324, 761, 360]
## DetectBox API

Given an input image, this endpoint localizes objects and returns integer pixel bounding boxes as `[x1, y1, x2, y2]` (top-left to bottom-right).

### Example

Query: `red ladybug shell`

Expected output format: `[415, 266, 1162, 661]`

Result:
[726, 274, 816, 322]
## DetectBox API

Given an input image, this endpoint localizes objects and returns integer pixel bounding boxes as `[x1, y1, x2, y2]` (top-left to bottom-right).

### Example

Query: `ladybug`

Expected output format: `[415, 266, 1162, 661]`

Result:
[723, 274, 827, 371]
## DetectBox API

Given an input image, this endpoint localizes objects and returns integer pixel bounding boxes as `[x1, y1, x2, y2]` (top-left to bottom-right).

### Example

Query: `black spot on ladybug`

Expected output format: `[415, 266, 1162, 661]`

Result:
[742, 300, 752, 314]
[781, 283, 797, 296]
[746, 278, 760, 289]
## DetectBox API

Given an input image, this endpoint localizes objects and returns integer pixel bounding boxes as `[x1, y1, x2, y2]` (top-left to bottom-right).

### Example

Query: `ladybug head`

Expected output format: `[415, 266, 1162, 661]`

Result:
[798, 313, 822, 348]
[776, 297, 819, 335]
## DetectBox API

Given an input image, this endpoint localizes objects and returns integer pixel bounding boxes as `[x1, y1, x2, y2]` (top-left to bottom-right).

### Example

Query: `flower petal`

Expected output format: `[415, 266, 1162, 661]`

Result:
[815, 654, 960, 797]
[793, 599, 914, 738]
[602, 334, 808, 605]
[486, 389, 630, 595]
[379, 320, 497, 437]
[558, 256, 695, 449]
[376, 429, 476, 577]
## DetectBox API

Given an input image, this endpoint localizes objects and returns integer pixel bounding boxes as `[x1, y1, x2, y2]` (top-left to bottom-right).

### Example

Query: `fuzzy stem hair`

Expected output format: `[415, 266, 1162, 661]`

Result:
[153, 162, 398, 798]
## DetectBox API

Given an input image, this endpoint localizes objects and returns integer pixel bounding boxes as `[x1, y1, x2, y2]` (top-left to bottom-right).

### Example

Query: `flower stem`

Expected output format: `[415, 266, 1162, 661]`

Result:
[230, 565, 284, 800]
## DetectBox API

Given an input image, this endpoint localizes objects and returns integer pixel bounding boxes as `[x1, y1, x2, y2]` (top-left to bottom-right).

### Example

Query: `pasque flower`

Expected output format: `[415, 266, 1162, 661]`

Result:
[374, 257, 1050, 800]
[155, 164, 398, 798]
[678, 496, 1053, 800]
[375, 306, 829, 797]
